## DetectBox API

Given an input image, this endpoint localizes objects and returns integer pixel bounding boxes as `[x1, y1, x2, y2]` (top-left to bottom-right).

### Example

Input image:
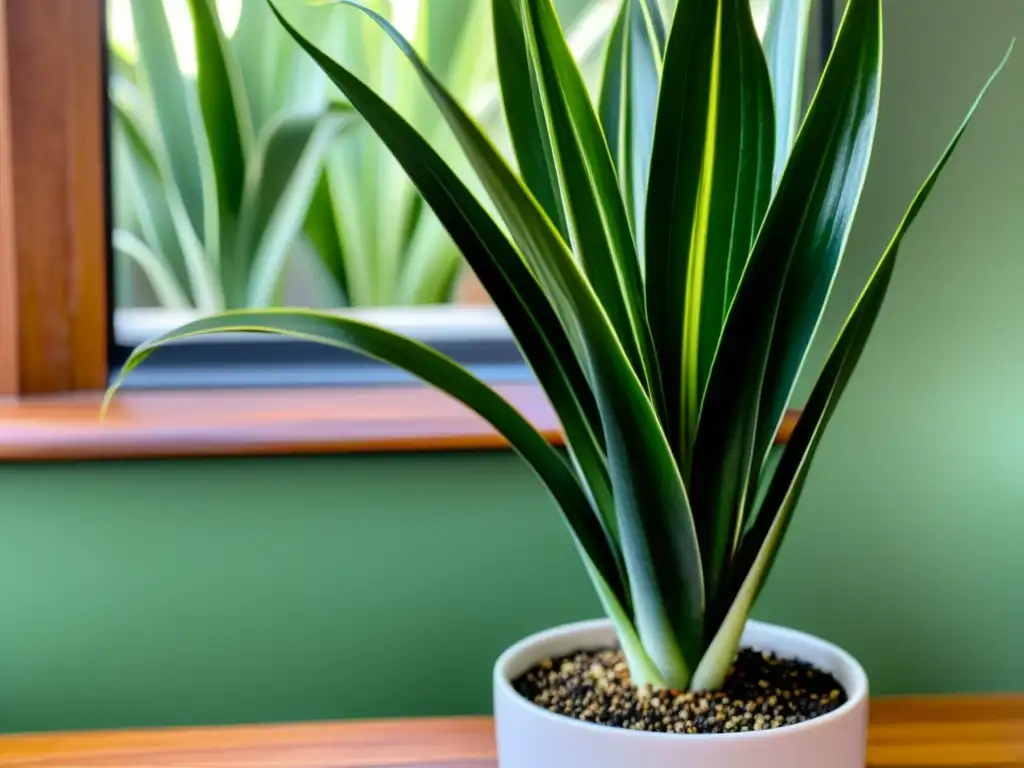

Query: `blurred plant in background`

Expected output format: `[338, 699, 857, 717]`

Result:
[305, 0, 628, 307]
[109, 0, 626, 311]
[110, 0, 353, 311]
[109, 0, 805, 311]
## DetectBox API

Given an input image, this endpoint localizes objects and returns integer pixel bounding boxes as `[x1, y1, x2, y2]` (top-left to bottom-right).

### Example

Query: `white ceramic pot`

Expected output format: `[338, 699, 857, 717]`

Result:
[493, 618, 868, 768]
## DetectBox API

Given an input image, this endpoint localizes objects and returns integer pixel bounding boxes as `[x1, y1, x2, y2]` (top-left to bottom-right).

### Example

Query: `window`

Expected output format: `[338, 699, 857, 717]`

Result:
[107, 0, 536, 389]
[0, 0, 825, 458]
[105, 0, 822, 389]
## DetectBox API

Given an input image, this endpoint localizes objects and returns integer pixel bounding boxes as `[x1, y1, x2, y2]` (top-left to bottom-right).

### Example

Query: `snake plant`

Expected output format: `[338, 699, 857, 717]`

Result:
[107, 0, 1009, 691]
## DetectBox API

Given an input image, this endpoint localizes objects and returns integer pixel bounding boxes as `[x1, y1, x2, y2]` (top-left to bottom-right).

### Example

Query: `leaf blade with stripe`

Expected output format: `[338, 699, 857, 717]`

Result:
[644, 0, 720, 463]
[599, 0, 665, 246]
[491, 0, 569, 237]
[523, 0, 658, 396]
[690, 0, 881, 608]
[695, 42, 1011, 691]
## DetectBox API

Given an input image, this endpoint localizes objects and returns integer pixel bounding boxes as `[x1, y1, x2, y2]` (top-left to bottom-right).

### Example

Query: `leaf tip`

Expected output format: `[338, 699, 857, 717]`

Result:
[98, 384, 120, 423]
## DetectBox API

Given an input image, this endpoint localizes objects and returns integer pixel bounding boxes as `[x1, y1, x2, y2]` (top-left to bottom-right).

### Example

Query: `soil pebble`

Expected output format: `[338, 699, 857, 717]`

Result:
[512, 647, 847, 734]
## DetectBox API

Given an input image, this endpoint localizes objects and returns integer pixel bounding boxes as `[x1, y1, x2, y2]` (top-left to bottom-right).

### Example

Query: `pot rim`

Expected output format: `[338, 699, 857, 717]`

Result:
[494, 618, 869, 742]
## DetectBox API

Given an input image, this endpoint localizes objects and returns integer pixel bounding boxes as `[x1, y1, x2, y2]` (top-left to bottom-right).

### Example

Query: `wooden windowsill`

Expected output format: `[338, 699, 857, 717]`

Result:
[0, 383, 800, 462]
[0, 695, 1021, 766]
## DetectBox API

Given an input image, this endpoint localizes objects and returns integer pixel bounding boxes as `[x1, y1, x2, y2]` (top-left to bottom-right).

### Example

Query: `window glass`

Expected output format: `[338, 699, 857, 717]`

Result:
[107, 0, 779, 377]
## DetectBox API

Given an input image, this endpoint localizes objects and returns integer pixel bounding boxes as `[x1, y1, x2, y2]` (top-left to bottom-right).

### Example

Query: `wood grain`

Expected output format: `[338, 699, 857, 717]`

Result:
[869, 696, 1024, 767]
[0, 0, 108, 396]
[0, 0, 13, 396]
[0, 717, 497, 767]
[0, 384, 800, 461]
[0, 696, 1020, 767]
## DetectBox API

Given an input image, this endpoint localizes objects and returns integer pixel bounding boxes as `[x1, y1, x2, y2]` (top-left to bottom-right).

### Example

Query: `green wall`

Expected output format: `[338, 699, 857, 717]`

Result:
[2, 0, 1023, 733]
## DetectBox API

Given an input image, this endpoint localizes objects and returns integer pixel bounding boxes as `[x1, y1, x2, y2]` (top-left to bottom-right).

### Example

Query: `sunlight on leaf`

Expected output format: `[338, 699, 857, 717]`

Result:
[108, 0, 242, 72]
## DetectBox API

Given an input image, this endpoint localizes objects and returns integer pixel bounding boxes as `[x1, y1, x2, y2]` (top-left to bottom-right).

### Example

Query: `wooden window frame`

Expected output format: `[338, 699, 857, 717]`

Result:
[0, 0, 796, 462]
[0, 0, 108, 396]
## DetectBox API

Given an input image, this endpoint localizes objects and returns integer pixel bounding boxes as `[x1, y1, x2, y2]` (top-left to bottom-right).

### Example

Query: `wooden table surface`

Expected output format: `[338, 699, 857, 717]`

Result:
[0, 696, 1021, 767]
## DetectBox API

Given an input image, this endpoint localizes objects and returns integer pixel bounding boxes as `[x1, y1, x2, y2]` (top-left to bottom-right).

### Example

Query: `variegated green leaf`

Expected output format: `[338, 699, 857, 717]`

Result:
[694, 43, 1010, 692]
[690, 0, 775, 459]
[691, 0, 881, 610]
[492, 0, 569, 237]
[473, 0, 623, 127]
[644, 0, 719, 464]
[597, 1, 628, 176]
[598, 0, 664, 246]
[739, 40, 1012, 617]
[109, 0, 1011, 697]
[383, 8, 693, 685]
[523, 0, 658, 396]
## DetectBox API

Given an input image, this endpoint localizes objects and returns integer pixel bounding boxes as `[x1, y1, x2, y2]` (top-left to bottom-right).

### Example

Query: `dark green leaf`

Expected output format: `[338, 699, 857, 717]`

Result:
[625, 0, 665, 243]
[693, 43, 1011, 689]
[295, 0, 704, 686]
[491, 0, 569, 238]
[691, 0, 775, 457]
[524, 0, 658, 396]
[748, 0, 882, 532]
[599, 0, 665, 246]
[644, 0, 719, 464]
[691, 0, 881, 608]
[694, 44, 1011, 689]
[735, 40, 1015, 611]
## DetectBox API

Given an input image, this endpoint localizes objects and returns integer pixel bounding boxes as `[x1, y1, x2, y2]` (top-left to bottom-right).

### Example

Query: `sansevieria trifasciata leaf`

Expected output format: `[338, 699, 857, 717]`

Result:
[691, 0, 880, 612]
[693, 40, 1012, 691]
[598, 0, 665, 255]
